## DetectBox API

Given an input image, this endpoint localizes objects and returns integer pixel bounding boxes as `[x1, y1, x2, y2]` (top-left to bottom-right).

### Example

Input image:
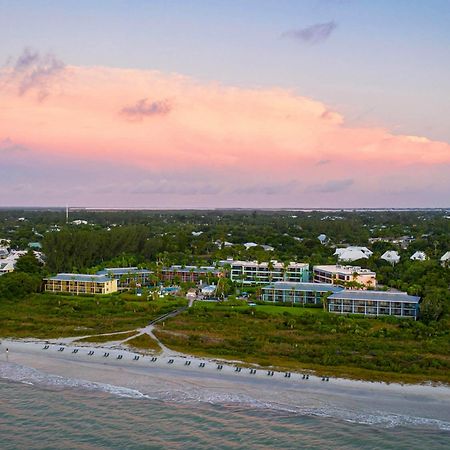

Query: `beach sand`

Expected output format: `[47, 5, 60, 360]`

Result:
[1, 339, 450, 428]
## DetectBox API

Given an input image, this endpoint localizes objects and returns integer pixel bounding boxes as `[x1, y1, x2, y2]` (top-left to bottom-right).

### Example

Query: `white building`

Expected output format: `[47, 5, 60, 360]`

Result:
[334, 246, 373, 262]
[410, 251, 428, 261]
[440, 251, 450, 267]
[313, 265, 377, 288]
[380, 250, 401, 265]
[0, 250, 44, 276]
[220, 259, 309, 285]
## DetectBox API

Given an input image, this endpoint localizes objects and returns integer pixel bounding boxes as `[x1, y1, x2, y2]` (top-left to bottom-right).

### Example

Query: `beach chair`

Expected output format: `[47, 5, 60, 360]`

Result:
[217, 364, 223, 370]
[185, 360, 191, 366]
[199, 362, 205, 368]
[151, 357, 157, 362]
[285, 372, 291, 378]
[88, 350, 94, 356]
[168, 359, 174, 364]
[43, 345, 49, 350]
[72, 349, 78, 354]
[133, 355, 140, 361]
[103, 352, 109, 357]
[58, 347, 64, 352]
[235, 367, 241, 372]
[117, 355, 123, 360]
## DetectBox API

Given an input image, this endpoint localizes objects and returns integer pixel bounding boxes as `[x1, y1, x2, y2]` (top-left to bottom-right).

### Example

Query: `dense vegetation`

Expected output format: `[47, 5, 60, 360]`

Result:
[0, 293, 187, 339]
[154, 302, 450, 383]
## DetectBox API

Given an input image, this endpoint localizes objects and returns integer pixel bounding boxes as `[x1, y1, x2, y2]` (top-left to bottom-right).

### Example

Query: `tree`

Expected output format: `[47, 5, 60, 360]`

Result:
[0, 272, 41, 299]
[14, 250, 43, 275]
[420, 289, 448, 323]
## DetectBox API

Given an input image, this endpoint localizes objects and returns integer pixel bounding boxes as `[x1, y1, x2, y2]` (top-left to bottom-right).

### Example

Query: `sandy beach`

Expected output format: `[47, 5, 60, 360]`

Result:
[1, 338, 449, 429]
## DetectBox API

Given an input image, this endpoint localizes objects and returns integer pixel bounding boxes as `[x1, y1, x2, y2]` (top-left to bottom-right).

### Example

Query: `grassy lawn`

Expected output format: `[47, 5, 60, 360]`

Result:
[126, 333, 162, 353]
[0, 293, 188, 339]
[154, 302, 450, 384]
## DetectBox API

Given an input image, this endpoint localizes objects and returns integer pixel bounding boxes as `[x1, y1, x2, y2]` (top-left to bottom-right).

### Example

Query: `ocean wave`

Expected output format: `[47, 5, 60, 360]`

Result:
[0, 362, 149, 400]
[1, 361, 449, 432]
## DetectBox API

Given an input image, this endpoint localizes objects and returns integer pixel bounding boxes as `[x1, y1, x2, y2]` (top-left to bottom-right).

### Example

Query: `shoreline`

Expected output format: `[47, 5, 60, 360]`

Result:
[1, 338, 450, 430]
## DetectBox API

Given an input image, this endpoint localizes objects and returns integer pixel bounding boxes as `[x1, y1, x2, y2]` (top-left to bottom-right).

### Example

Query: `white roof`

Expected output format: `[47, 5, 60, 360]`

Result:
[381, 250, 401, 264]
[440, 251, 450, 261]
[244, 242, 258, 249]
[261, 245, 274, 251]
[334, 248, 370, 262]
[410, 251, 427, 261]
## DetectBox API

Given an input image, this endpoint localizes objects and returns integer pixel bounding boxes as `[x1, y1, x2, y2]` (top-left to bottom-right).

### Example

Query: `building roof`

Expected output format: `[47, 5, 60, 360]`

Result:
[97, 267, 152, 276]
[262, 282, 344, 293]
[440, 251, 450, 262]
[410, 251, 427, 261]
[313, 265, 376, 276]
[328, 290, 420, 303]
[45, 273, 113, 283]
[334, 247, 372, 262]
[380, 250, 401, 263]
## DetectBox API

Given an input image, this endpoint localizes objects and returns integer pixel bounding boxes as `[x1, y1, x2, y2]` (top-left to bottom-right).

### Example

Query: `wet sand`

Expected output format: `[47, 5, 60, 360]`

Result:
[1, 339, 450, 428]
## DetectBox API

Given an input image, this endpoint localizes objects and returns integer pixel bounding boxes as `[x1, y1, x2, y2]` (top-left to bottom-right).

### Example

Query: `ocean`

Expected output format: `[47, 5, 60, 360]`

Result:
[1, 361, 449, 450]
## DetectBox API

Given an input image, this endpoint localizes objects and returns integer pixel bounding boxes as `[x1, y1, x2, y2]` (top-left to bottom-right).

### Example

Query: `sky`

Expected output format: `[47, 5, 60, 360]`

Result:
[0, 0, 449, 208]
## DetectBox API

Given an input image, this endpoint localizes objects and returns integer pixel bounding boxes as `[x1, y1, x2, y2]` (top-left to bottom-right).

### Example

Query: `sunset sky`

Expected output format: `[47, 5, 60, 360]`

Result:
[1, 0, 449, 208]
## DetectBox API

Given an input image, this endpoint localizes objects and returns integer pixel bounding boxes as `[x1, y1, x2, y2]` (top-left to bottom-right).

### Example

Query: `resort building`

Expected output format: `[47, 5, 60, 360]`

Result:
[327, 290, 420, 319]
[96, 267, 152, 289]
[313, 265, 377, 288]
[221, 259, 309, 285]
[160, 265, 225, 283]
[44, 273, 118, 295]
[261, 282, 343, 305]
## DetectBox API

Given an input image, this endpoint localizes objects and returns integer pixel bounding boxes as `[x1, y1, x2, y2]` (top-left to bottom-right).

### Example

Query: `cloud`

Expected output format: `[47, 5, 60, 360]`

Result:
[306, 178, 354, 193]
[2, 48, 65, 100]
[131, 178, 221, 195]
[281, 21, 337, 44]
[234, 181, 298, 196]
[0, 138, 30, 153]
[1, 60, 450, 207]
[120, 98, 171, 120]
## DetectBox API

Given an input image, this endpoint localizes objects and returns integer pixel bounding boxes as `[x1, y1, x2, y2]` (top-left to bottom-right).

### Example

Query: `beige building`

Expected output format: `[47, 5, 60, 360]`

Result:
[313, 265, 376, 288]
[44, 273, 118, 295]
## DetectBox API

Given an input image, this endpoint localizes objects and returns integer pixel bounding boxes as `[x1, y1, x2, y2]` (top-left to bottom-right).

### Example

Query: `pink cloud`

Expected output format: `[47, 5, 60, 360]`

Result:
[0, 59, 449, 207]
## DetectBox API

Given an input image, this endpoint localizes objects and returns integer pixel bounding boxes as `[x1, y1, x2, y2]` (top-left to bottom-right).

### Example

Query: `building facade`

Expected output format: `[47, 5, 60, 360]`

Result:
[222, 260, 309, 285]
[327, 290, 420, 319]
[96, 267, 152, 289]
[160, 265, 225, 283]
[261, 282, 343, 305]
[44, 273, 118, 295]
[313, 265, 376, 288]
